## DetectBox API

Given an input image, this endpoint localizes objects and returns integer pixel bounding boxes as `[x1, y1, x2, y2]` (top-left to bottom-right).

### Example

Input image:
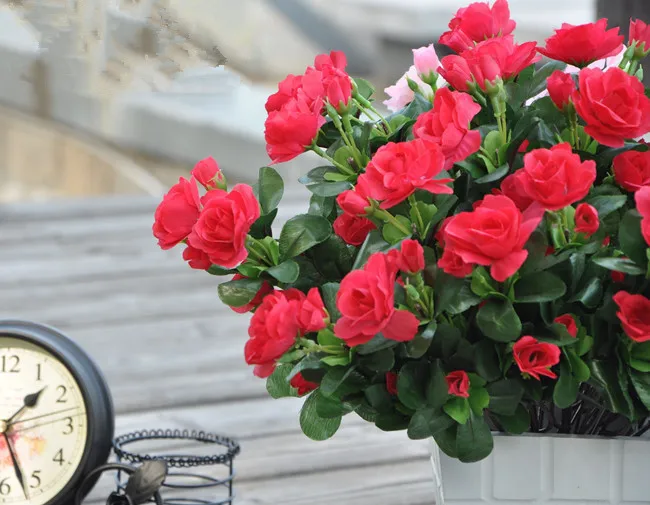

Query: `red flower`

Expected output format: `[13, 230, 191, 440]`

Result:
[554, 314, 578, 338]
[512, 336, 561, 380]
[265, 74, 303, 113]
[445, 371, 470, 398]
[182, 244, 212, 270]
[314, 50, 347, 72]
[439, 0, 516, 53]
[518, 139, 530, 153]
[334, 252, 419, 346]
[153, 177, 201, 250]
[357, 139, 453, 209]
[630, 19, 650, 55]
[635, 187, 650, 246]
[602, 236, 611, 247]
[499, 171, 535, 211]
[440, 36, 539, 92]
[396, 239, 425, 274]
[574, 203, 599, 237]
[613, 291, 650, 343]
[385, 372, 398, 395]
[538, 19, 623, 67]
[298, 288, 328, 333]
[187, 184, 260, 268]
[519, 143, 596, 211]
[573, 67, 650, 148]
[611, 271, 626, 283]
[290, 373, 319, 396]
[412, 88, 481, 169]
[245, 289, 305, 377]
[547, 71, 576, 111]
[229, 273, 274, 314]
[439, 195, 544, 282]
[613, 150, 650, 192]
[264, 96, 326, 164]
[191, 157, 225, 190]
[337, 186, 371, 216]
[438, 248, 474, 278]
[333, 213, 376, 246]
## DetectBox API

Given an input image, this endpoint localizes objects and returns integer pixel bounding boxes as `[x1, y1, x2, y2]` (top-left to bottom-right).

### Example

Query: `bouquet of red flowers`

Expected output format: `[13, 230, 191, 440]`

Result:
[154, 0, 650, 462]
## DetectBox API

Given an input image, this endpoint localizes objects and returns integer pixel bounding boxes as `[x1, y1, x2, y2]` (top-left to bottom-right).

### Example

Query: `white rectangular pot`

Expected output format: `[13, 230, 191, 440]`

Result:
[430, 434, 650, 504]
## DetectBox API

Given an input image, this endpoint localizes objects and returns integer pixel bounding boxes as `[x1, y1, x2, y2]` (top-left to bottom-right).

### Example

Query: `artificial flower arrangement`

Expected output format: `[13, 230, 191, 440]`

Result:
[154, 0, 650, 463]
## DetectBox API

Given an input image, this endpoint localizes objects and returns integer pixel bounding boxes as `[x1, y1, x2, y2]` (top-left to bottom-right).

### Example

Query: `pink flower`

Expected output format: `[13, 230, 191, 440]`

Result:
[413, 44, 441, 78]
[384, 66, 436, 112]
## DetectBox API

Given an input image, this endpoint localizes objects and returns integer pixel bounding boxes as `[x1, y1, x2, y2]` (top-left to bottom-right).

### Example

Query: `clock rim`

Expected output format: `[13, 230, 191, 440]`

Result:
[0, 320, 115, 505]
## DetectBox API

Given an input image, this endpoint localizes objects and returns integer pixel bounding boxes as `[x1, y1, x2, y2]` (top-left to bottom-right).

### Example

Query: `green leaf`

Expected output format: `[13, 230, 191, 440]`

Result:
[356, 334, 399, 355]
[435, 273, 481, 315]
[468, 387, 490, 416]
[456, 412, 494, 463]
[398, 361, 429, 410]
[287, 354, 327, 381]
[358, 348, 395, 372]
[279, 214, 332, 260]
[320, 367, 365, 398]
[408, 408, 437, 439]
[514, 272, 566, 303]
[630, 342, 650, 372]
[300, 392, 342, 440]
[207, 264, 235, 276]
[434, 425, 459, 459]
[321, 355, 351, 366]
[353, 77, 375, 100]
[217, 278, 263, 307]
[382, 215, 412, 244]
[619, 210, 649, 270]
[399, 93, 433, 119]
[592, 257, 644, 275]
[257, 166, 284, 215]
[317, 329, 343, 347]
[553, 365, 580, 409]
[299, 166, 353, 197]
[569, 277, 603, 309]
[352, 230, 393, 270]
[266, 365, 297, 399]
[405, 321, 436, 358]
[590, 359, 635, 418]
[486, 379, 525, 416]
[495, 404, 531, 434]
[630, 369, 650, 410]
[426, 360, 449, 409]
[364, 384, 394, 414]
[266, 259, 300, 283]
[321, 282, 341, 323]
[475, 164, 509, 184]
[471, 266, 498, 298]
[315, 391, 351, 418]
[566, 351, 591, 382]
[444, 397, 471, 424]
[586, 195, 627, 219]
[474, 340, 502, 382]
[375, 412, 410, 431]
[249, 208, 278, 239]
[410, 201, 438, 236]
[308, 194, 335, 218]
[477, 300, 522, 342]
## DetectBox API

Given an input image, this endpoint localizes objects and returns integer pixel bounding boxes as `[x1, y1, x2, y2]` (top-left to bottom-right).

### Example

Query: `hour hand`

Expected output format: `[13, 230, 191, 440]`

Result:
[7, 387, 47, 425]
[3, 433, 28, 499]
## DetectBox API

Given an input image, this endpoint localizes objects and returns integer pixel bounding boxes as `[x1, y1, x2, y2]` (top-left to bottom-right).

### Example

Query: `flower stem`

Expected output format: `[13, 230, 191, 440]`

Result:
[408, 194, 425, 236]
[342, 114, 365, 168]
[246, 237, 272, 265]
[353, 96, 392, 134]
[373, 208, 412, 236]
[310, 143, 356, 176]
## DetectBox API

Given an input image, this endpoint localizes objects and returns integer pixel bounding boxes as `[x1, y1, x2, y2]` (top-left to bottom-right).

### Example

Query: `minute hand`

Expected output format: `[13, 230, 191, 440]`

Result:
[9, 407, 79, 427]
[11, 412, 84, 434]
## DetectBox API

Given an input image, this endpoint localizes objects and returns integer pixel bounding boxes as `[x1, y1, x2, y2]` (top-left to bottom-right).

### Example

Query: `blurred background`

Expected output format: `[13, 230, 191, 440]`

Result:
[0, 0, 628, 206]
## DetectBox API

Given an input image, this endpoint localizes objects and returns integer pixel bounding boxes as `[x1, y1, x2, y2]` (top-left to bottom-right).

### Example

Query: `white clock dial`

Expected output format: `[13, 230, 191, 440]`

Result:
[0, 337, 88, 505]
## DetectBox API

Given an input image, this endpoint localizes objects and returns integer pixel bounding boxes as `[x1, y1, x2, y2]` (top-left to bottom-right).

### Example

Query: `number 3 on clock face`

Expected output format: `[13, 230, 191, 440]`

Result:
[0, 322, 114, 505]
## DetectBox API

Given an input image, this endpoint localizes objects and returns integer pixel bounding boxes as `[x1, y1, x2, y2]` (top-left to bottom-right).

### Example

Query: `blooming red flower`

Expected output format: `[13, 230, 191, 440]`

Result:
[153, 177, 201, 250]
[613, 150, 650, 192]
[613, 291, 650, 343]
[611, 271, 626, 283]
[298, 288, 328, 334]
[538, 19, 624, 67]
[573, 67, 650, 148]
[439, 195, 544, 282]
[265, 74, 303, 113]
[574, 203, 599, 237]
[191, 157, 225, 190]
[438, 56, 474, 92]
[412, 88, 481, 169]
[245, 289, 305, 377]
[229, 273, 274, 314]
[445, 371, 470, 398]
[498, 171, 534, 211]
[314, 50, 347, 72]
[396, 239, 425, 274]
[519, 143, 596, 211]
[512, 336, 561, 380]
[385, 372, 398, 395]
[554, 314, 578, 338]
[635, 186, 650, 246]
[358, 139, 453, 209]
[439, 0, 516, 53]
[630, 19, 650, 55]
[290, 373, 319, 396]
[336, 186, 371, 216]
[182, 244, 212, 270]
[187, 184, 260, 268]
[547, 71, 576, 111]
[333, 213, 376, 246]
[438, 248, 474, 278]
[334, 252, 419, 346]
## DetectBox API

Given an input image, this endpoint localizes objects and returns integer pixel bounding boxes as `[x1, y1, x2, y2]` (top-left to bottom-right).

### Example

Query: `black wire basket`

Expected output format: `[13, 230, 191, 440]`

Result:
[111, 429, 241, 505]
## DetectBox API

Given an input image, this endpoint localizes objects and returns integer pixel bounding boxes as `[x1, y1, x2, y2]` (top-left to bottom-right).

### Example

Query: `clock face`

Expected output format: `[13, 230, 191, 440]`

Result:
[0, 337, 89, 505]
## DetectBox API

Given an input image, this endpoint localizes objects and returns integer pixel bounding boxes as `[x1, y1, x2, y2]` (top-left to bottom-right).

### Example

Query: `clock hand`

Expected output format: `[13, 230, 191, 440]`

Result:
[3, 433, 28, 499]
[10, 407, 79, 426]
[6, 387, 48, 425]
[10, 412, 84, 434]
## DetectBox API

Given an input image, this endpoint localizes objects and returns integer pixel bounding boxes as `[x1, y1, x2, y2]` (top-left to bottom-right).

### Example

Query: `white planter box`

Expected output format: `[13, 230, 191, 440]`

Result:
[431, 434, 650, 504]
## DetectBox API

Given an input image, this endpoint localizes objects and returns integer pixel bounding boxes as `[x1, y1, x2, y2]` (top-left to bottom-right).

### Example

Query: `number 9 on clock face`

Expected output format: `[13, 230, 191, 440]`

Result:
[0, 322, 114, 505]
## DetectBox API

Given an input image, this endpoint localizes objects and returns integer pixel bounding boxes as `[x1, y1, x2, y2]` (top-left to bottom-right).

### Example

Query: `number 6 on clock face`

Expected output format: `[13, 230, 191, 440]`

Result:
[0, 321, 114, 505]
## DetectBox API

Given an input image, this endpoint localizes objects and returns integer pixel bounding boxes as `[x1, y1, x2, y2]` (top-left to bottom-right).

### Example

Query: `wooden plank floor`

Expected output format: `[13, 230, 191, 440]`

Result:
[0, 193, 434, 505]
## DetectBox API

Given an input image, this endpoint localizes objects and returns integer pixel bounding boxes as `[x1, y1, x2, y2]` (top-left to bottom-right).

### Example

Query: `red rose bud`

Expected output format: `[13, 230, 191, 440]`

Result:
[518, 139, 530, 153]
[438, 55, 474, 92]
[445, 371, 470, 398]
[573, 67, 650, 148]
[519, 143, 596, 211]
[554, 314, 578, 338]
[545, 246, 555, 256]
[574, 203, 599, 237]
[513, 336, 561, 380]
[153, 177, 200, 250]
[613, 150, 650, 192]
[397, 239, 425, 274]
[439, 0, 516, 53]
[635, 186, 650, 246]
[337, 188, 370, 216]
[613, 291, 650, 343]
[187, 184, 260, 269]
[333, 213, 376, 246]
[439, 248, 474, 278]
[182, 244, 212, 271]
[298, 288, 328, 333]
[629, 19, 650, 58]
[413, 88, 481, 170]
[289, 373, 319, 396]
[191, 157, 226, 190]
[602, 236, 611, 247]
[358, 139, 453, 209]
[611, 270, 626, 283]
[538, 19, 624, 67]
[547, 71, 576, 111]
[385, 372, 398, 395]
[334, 252, 419, 346]
[230, 273, 274, 314]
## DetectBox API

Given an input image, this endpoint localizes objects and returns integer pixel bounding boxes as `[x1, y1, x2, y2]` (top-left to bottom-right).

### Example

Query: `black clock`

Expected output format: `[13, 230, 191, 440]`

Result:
[0, 320, 114, 505]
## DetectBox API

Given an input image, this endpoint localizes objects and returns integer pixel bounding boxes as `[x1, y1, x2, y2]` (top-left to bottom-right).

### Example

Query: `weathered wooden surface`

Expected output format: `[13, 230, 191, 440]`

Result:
[0, 193, 433, 504]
